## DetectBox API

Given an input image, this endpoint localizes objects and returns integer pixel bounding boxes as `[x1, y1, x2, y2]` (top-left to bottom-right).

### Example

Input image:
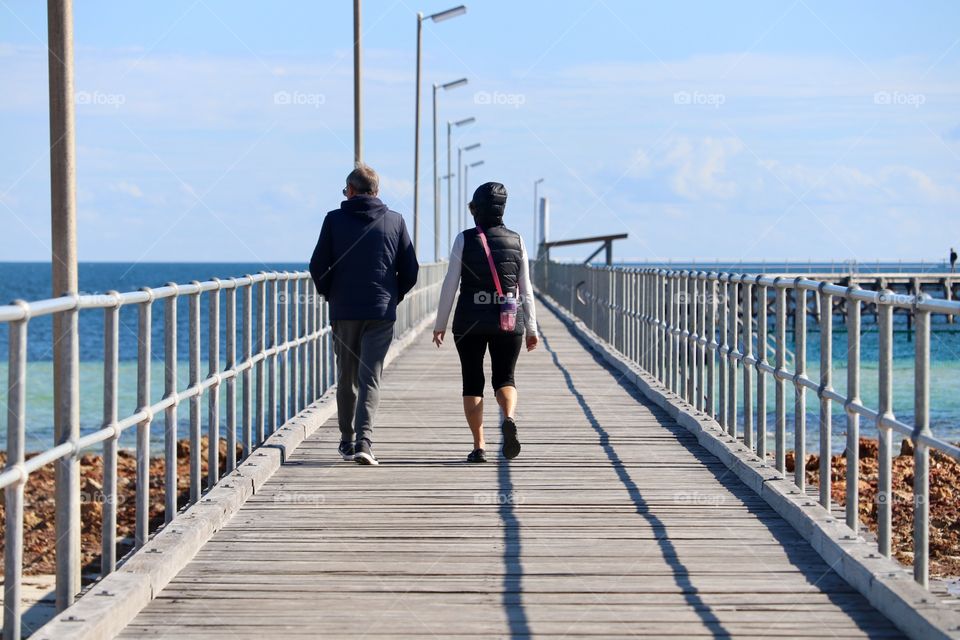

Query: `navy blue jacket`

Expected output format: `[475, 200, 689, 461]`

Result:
[309, 195, 419, 321]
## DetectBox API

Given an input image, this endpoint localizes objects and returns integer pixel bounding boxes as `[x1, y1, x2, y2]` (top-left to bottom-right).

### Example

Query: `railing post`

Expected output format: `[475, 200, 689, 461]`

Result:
[163, 285, 179, 523]
[698, 273, 707, 412]
[4, 302, 28, 640]
[755, 279, 767, 460]
[774, 280, 787, 474]
[845, 287, 861, 534]
[101, 294, 120, 574]
[818, 284, 833, 509]
[794, 282, 807, 489]
[668, 272, 677, 394]
[913, 298, 931, 587]
[207, 281, 221, 489]
[225, 285, 237, 473]
[718, 275, 728, 429]
[256, 276, 266, 444]
[877, 289, 894, 558]
[727, 276, 739, 436]
[280, 275, 290, 423]
[188, 283, 201, 504]
[135, 290, 153, 547]
[704, 273, 719, 418]
[741, 278, 753, 450]
[242, 279, 253, 458]
[268, 276, 278, 435]
[298, 276, 308, 411]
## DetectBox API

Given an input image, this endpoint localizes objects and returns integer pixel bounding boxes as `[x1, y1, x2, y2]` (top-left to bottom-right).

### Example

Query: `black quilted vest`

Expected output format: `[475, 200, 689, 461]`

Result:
[452, 224, 525, 336]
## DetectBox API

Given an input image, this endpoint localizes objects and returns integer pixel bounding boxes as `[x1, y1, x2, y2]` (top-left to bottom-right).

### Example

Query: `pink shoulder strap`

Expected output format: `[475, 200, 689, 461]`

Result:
[475, 226, 504, 298]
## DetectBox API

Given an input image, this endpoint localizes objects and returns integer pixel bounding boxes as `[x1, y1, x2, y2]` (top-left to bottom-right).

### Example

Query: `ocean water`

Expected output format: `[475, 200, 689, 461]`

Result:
[0, 262, 958, 455]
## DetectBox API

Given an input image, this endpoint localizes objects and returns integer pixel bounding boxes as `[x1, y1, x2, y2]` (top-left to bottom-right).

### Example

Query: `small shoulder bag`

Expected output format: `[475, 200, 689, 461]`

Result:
[475, 226, 517, 332]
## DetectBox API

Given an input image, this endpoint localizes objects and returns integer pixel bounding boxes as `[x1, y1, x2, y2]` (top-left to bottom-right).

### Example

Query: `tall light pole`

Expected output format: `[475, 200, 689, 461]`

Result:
[433, 77, 467, 261]
[458, 142, 480, 229]
[46, 0, 81, 615]
[447, 116, 474, 251]
[464, 159, 484, 225]
[533, 178, 544, 246]
[413, 5, 466, 257]
[353, 0, 362, 164]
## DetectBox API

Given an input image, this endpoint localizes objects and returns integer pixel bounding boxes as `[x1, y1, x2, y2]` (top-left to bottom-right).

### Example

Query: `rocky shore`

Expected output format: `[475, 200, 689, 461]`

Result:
[787, 437, 960, 577]
[0, 438, 240, 576]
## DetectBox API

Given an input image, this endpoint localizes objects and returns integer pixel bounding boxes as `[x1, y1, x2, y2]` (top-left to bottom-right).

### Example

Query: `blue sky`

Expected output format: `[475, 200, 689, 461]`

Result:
[1, 0, 958, 265]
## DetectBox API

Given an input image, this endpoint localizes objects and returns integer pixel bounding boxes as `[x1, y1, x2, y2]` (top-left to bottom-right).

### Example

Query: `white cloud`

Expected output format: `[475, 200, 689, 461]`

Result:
[108, 181, 144, 198]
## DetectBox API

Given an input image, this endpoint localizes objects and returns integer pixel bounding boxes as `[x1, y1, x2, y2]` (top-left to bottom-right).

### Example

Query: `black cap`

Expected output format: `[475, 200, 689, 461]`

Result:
[471, 182, 507, 208]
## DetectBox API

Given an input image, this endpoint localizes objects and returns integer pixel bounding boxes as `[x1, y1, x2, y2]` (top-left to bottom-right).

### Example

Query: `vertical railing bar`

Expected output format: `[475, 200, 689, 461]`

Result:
[101, 295, 120, 575]
[742, 279, 753, 450]
[135, 291, 152, 548]
[256, 276, 266, 444]
[775, 281, 787, 474]
[756, 280, 767, 461]
[818, 286, 833, 509]
[163, 285, 178, 523]
[707, 275, 717, 419]
[225, 286, 237, 473]
[728, 277, 739, 437]
[794, 283, 807, 489]
[242, 279, 253, 458]
[188, 283, 201, 504]
[877, 290, 894, 558]
[845, 288, 861, 534]
[299, 277, 307, 412]
[280, 275, 290, 424]
[207, 282, 221, 489]
[718, 275, 728, 429]
[913, 301, 931, 587]
[268, 277, 278, 435]
[4, 303, 28, 640]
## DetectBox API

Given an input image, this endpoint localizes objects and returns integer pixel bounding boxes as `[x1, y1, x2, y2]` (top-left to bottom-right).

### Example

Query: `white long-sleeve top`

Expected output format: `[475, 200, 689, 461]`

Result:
[434, 232, 539, 337]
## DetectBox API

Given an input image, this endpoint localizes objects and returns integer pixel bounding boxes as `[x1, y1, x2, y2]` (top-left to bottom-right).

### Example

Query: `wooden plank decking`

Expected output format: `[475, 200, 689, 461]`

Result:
[119, 305, 902, 639]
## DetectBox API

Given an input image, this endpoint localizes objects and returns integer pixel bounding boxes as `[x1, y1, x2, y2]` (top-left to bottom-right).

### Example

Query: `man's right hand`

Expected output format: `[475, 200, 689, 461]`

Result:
[432, 330, 445, 348]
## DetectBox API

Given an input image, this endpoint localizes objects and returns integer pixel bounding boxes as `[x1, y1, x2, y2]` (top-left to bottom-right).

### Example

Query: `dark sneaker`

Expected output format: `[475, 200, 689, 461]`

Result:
[354, 440, 379, 466]
[501, 417, 521, 460]
[338, 441, 355, 461]
[466, 448, 487, 463]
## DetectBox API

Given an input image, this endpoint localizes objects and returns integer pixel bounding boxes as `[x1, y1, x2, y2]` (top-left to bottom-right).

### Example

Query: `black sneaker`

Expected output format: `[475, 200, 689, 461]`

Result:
[501, 418, 521, 460]
[354, 440, 379, 466]
[466, 448, 487, 463]
[338, 441, 355, 461]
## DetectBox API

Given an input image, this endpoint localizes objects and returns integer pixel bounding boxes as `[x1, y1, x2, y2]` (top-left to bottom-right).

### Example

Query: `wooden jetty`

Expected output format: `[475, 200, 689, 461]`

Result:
[116, 306, 903, 638]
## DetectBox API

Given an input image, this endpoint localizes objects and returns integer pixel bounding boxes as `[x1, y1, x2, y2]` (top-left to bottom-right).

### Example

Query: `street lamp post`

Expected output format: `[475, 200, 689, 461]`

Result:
[533, 178, 544, 246]
[464, 159, 484, 224]
[447, 116, 474, 252]
[432, 77, 467, 261]
[413, 5, 466, 257]
[353, 0, 362, 164]
[458, 142, 480, 229]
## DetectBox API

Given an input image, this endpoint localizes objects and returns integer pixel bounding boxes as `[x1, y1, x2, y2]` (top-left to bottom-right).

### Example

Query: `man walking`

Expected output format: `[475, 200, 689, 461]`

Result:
[310, 165, 419, 465]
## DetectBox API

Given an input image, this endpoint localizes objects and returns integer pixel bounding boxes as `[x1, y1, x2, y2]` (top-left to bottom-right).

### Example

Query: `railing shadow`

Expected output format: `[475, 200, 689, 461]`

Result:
[543, 324, 900, 638]
[541, 332, 732, 638]
[497, 454, 531, 638]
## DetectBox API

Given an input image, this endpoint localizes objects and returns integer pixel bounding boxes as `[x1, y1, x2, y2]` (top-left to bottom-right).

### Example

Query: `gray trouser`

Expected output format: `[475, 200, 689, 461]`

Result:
[332, 319, 395, 445]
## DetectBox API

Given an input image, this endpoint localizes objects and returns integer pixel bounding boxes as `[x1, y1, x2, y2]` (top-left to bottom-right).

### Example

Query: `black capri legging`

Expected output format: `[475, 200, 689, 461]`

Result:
[454, 333, 523, 397]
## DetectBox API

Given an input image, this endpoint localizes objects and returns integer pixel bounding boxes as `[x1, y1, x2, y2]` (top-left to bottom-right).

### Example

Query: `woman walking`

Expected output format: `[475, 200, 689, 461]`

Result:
[433, 182, 539, 462]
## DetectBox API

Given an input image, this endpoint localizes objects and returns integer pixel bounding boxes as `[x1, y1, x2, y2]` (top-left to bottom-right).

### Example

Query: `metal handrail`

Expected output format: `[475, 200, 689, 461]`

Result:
[1, 265, 444, 639]
[534, 261, 960, 592]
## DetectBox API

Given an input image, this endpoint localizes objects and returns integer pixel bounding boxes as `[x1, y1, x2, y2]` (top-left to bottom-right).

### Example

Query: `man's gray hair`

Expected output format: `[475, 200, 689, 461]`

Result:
[346, 164, 379, 195]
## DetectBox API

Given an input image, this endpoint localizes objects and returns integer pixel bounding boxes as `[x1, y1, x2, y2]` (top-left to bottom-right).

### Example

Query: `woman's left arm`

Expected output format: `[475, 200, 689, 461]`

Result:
[433, 233, 464, 346]
[518, 236, 539, 349]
